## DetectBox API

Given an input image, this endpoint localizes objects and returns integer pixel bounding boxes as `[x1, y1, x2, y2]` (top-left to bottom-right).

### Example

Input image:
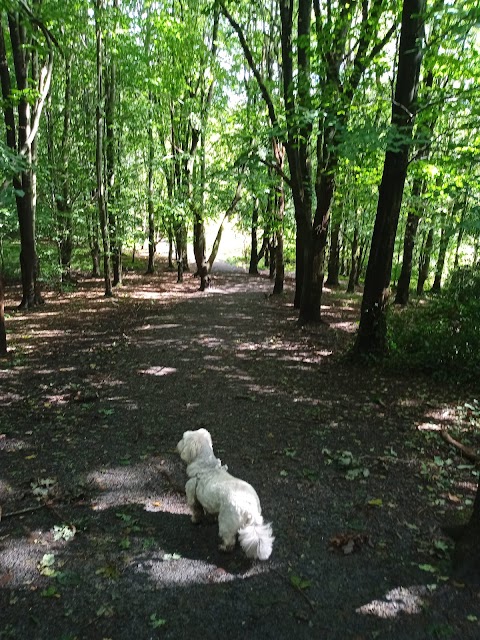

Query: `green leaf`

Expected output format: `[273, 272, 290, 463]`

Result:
[96, 605, 115, 618]
[289, 573, 312, 590]
[41, 585, 60, 598]
[418, 564, 437, 573]
[150, 614, 167, 629]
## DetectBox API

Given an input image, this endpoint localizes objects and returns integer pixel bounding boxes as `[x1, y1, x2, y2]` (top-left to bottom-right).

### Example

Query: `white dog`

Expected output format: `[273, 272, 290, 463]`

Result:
[177, 429, 274, 561]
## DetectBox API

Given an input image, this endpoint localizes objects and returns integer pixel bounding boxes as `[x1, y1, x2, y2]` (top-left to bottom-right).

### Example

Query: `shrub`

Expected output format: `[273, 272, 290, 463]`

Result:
[387, 265, 480, 383]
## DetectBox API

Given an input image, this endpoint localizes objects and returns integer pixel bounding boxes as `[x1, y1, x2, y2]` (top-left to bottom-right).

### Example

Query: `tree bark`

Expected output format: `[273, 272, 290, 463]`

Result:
[354, 0, 426, 355]
[417, 226, 434, 294]
[432, 203, 456, 292]
[272, 141, 285, 295]
[51, 55, 74, 282]
[146, 115, 156, 274]
[395, 69, 436, 305]
[326, 219, 341, 286]
[0, 274, 6, 356]
[105, 6, 121, 288]
[395, 179, 424, 305]
[1, 11, 51, 308]
[347, 225, 360, 293]
[95, 0, 112, 297]
[207, 181, 243, 271]
[249, 199, 260, 275]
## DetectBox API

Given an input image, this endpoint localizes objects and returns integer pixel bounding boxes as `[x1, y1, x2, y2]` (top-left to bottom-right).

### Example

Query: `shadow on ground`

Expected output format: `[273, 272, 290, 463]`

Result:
[1, 266, 479, 639]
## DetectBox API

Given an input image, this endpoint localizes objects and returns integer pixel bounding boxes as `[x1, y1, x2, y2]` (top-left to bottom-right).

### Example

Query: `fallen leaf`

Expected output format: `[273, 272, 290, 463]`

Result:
[329, 532, 372, 555]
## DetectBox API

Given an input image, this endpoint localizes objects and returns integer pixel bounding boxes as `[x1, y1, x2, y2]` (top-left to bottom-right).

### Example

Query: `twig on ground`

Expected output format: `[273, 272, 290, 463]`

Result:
[440, 430, 479, 464]
[1, 503, 47, 520]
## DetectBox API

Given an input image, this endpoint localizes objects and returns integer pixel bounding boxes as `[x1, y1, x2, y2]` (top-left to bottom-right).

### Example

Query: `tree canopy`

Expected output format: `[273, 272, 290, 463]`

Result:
[0, 0, 479, 348]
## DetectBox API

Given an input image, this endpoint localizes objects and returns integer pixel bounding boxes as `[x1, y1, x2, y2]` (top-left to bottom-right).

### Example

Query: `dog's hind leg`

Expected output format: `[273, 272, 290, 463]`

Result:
[217, 508, 238, 552]
[185, 478, 203, 524]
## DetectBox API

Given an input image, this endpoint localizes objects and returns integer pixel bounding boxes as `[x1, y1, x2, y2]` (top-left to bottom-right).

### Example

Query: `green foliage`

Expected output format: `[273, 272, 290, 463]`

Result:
[387, 265, 480, 382]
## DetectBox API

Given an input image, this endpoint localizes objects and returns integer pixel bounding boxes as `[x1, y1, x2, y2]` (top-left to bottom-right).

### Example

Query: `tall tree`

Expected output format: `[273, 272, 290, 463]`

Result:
[105, 0, 121, 286]
[223, 0, 395, 322]
[354, 0, 426, 355]
[0, 3, 54, 308]
[94, 0, 112, 297]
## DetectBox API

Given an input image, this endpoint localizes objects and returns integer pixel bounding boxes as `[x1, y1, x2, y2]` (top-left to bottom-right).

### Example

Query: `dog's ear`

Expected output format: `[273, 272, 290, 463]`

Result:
[177, 431, 199, 464]
[197, 428, 213, 448]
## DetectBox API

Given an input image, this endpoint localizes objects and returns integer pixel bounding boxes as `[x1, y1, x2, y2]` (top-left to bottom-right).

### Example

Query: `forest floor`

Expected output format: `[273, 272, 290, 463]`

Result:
[1, 260, 479, 640]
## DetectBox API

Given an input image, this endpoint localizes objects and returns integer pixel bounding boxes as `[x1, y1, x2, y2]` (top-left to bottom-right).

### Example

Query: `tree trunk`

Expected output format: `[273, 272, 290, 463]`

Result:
[417, 226, 434, 295]
[193, 211, 208, 291]
[454, 204, 465, 270]
[249, 199, 260, 275]
[146, 116, 156, 274]
[431, 225, 450, 293]
[54, 55, 74, 281]
[432, 199, 458, 292]
[0, 274, 6, 356]
[88, 200, 101, 277]
[326, 219, 341, 286]
[298, 127, 337, 324]
[347, 226, 359, 293]
[395, 66, 437, 304]
[95, 0, 112, 297]
[354, 0, 426, 355]
[207, 181, 243, 271]
[269, 237, 276, 280]
[272, 141, 285, 295]
[279, 0, 313, 310]
[395, 179, 424, 305]
[356, 240, 368, 286]
[2, 12, 48, 309]
[105, 33, 121, 287]
[167, 233, 174, 269]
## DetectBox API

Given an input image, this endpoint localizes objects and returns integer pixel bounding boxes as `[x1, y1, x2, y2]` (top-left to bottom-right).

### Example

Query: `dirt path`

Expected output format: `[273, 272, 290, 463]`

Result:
[0, 266, 479, 639]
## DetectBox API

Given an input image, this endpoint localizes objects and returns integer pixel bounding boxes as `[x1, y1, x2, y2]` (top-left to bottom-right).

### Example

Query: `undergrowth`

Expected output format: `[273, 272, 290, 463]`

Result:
[387, 265, 480, 383]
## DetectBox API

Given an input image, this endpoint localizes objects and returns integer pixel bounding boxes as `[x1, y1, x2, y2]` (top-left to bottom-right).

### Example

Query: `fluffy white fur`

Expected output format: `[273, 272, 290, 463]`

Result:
[177, 428, 274, 561]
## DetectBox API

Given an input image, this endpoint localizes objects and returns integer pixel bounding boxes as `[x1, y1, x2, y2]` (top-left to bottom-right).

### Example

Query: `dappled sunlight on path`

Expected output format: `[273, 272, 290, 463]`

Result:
[1, 265, 479, 639]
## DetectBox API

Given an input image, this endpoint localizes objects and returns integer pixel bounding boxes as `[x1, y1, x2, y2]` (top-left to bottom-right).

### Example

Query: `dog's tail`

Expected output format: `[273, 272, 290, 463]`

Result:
[238, 517, 274, 561]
